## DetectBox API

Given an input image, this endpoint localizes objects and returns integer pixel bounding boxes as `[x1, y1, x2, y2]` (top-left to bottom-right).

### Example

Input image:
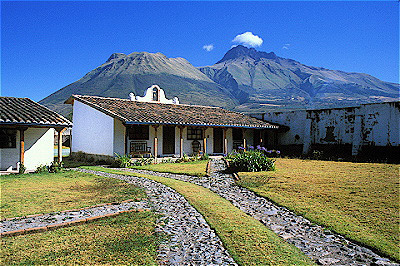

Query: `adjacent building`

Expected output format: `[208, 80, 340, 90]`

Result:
[252, 101, 400, 159]
[0, 97, 72, 171]
[66, 85, 280, 158]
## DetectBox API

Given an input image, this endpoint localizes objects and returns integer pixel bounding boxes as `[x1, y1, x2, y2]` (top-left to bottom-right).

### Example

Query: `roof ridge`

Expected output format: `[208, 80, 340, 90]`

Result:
[73, 94, 223, 109]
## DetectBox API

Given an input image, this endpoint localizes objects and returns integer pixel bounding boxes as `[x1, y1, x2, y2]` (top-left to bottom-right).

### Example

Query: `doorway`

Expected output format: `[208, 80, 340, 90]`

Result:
[163, 126, 175, 154]
[213, 128, 223, 153]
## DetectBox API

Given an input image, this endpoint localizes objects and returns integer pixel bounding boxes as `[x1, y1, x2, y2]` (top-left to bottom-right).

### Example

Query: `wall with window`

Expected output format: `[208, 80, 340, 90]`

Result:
[0, 128, 19, 170]
[257, 102, 400, 155]
[0, 127, 54, 170]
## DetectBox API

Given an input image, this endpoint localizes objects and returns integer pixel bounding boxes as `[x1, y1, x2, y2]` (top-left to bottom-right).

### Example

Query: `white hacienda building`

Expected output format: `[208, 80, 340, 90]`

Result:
[66, 85, 280, 158]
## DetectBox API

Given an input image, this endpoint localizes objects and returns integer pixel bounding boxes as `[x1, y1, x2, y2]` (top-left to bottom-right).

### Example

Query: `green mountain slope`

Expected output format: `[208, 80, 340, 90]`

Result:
[199, 45, 399, 112]
[40, 52, 238, 115]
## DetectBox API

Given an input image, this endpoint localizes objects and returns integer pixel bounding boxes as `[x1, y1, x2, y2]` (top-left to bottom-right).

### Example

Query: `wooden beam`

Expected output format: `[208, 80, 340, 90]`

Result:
[223, 128, 227, 155]
[19, 128, 27, 166]
[203, 128, 207, 155]
[179, 126, 184, 158]
[152, 125, 159, 159]
[56, 128, 66, 163]
[242, 128, 247, 151]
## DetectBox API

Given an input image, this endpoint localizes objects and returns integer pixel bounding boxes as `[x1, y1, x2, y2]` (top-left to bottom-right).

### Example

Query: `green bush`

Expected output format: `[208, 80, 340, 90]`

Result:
[226, 150, 275, 172]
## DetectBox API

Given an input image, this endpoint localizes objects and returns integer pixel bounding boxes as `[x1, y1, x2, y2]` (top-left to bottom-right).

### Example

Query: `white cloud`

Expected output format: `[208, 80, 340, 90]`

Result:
[282, 43, 291, 50]
[232, 32, 263, 47]
[203, 44, 214, 52]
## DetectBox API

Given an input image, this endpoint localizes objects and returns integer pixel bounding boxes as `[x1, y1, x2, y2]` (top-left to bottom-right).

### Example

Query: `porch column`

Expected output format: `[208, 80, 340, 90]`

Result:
[260, 129, 264, 147]
[56, 128, 66, 163]
[19, 127, 27, 166]
[202, 128, 207, 155]
[179, 126, 184, 158]
[152, 125, 159, 159]
[223, 128, 228, 155]
[242, 128, 247, 151]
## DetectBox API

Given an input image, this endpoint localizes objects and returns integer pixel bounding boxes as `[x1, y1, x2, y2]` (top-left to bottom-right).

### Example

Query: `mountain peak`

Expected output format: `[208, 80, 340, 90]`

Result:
[106, 53, 126, 62]
[217, 45, 277, 64]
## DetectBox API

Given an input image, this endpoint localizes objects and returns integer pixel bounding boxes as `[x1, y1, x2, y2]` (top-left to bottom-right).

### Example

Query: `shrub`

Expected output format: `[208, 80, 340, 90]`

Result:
[35, 164, 48, 173]
[200, 153, 209, 161]
[131, 157, 154, 166]
[226, 150, 275, 172]
[49, 161, 64, 173]
[114, 153, 131, 168]
[18, 164, 26, 174]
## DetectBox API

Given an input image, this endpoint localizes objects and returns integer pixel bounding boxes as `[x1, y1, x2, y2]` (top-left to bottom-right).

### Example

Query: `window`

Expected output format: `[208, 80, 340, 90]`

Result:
[232, 128, 243, 140]
[153, 88, 159, 101]
[0, 129, 17, 148]
[128, 125, 149, 140]
[187, 128, 203, 140]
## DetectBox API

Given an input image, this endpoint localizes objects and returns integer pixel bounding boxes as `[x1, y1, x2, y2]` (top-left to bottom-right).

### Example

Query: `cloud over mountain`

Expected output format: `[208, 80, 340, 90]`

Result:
[232, 32, 263, 47]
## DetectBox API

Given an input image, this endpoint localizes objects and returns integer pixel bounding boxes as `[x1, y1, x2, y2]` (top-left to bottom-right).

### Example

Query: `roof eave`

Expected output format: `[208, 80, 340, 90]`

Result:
[124, 121, 278, 129]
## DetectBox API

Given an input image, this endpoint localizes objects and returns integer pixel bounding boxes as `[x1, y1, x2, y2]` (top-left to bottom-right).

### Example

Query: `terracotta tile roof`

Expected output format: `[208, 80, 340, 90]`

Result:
[68, 95, 279, 129]
[0, 97, 72, 127]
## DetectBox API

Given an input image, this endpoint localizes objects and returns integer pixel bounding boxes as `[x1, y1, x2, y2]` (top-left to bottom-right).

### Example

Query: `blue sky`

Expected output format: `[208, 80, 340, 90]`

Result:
[1, 1, 399, 101]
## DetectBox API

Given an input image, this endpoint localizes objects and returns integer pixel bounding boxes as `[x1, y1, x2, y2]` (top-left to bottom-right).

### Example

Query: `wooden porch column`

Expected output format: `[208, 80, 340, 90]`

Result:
[242, 128, 247, 151]
[202, 128, 207, 155]
[223, 128, 228, 155]
[56, 128, 66, 163]
[152, 125, 159, 159]
[179, 126, 184, 158]
[19, 127, 27, 166]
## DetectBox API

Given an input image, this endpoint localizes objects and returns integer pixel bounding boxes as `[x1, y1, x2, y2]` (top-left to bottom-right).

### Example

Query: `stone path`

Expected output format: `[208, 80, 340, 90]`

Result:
[76, 168, 237, 266]
[1, 200, 149, 233]
[120, 158, 399, 266]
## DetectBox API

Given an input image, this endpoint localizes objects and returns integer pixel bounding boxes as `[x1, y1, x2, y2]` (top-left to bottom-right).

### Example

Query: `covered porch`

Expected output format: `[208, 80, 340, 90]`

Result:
[124, 124, 279, 159]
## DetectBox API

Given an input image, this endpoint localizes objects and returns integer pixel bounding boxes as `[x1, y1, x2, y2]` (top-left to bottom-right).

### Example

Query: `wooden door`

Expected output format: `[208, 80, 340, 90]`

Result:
[213, 128, 223, 153]
[163, 126, 175, 154]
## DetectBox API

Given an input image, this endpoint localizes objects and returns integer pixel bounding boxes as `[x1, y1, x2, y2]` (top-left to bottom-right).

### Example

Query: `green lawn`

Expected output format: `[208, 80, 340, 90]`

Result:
[133, 160, 208, 177]
[1, 211, 162, 265]
[237, 158, 400, 261]
[85, 166, 315, 266]
[0, 171, 146, 219]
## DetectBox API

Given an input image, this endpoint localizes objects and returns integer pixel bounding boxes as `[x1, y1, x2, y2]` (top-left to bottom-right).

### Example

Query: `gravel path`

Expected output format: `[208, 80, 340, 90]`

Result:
[1, 200, 149, 233]
[119, 158, 398, 266]
[76, 168, 237, 266]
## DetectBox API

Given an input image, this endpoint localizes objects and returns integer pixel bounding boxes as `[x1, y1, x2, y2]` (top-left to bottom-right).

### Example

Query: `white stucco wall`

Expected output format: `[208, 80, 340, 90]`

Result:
[258, 102, 400, 154]
[72, 101, 114, 156]
[113, 119, 126, 156]
[1, 128, 54, 171]
[25, 128, 55, 170]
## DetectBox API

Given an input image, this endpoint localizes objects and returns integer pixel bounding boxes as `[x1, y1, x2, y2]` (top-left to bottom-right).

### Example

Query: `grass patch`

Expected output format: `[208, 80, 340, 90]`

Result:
[0, 171, 146, 219]
[237, 158, 400, 261]
[85, 166, 315, 266]
[1, 211, 162, 265]
[133, 160, 208, 177]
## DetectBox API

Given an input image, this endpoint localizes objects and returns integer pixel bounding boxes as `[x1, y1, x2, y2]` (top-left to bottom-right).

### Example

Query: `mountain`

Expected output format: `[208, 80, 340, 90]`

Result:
[199, 45, 399, 112]
[40, 46, 399, 116]
[40, 52, 238, 116]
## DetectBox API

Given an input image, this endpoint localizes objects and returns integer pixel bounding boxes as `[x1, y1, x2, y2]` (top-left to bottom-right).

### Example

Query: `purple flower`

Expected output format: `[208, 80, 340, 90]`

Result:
[276, 150, 281, 155]
[248, 145, 254, 149]
[256, 145, 261, 150]
[238, 146, 245, 150]
[261, 147, 267, 151]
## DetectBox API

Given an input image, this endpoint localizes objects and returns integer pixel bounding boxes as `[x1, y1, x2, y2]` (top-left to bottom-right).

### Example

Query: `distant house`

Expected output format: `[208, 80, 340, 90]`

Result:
[0, 97, 72, 171]
[66, 85, 280, 158]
